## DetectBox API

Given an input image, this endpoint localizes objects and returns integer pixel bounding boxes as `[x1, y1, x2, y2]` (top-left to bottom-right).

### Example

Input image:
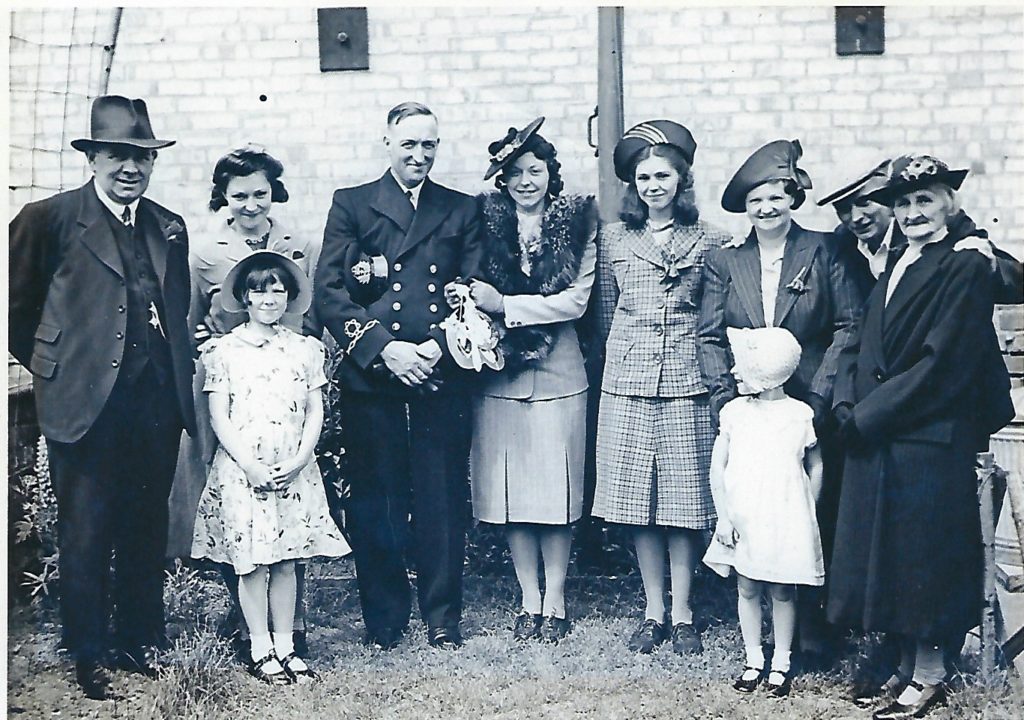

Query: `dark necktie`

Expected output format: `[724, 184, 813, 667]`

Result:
[121, 205, 133, 233]
[405, 189, 415, 212]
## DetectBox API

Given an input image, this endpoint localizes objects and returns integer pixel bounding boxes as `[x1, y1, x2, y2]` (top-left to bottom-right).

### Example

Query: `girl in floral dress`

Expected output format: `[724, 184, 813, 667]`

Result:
[192, 251, 349, 685]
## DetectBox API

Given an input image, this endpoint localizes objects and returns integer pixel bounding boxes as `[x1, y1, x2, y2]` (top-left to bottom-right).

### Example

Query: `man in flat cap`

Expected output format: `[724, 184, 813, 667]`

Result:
[817, 157, 1022, 303]
[9, 95, 195, 699]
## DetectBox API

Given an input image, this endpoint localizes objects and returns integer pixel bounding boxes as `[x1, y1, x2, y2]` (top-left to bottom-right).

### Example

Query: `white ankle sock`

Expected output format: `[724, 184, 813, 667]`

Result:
[273, 631, 295, 660]
[771, 649, 792, 673]
[250, 633, 273, 662]
[745, 644, 765, 670]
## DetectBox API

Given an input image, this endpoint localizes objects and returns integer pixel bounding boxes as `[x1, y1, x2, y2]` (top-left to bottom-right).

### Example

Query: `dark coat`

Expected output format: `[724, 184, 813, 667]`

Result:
[697, 221, 863, 415]
[827, 215, 1015, 642]
[314, 171, 482, 395]
[8, 180, 196, 443]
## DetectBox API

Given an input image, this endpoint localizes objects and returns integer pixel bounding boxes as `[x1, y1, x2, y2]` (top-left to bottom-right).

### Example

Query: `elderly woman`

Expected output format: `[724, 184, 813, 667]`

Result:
[697, 139, 862, 672]
[592, 121, 731, 656]
[166, 144, 318, 654]
[457, 118, 596, 643]
[827, 156, 1015, 720]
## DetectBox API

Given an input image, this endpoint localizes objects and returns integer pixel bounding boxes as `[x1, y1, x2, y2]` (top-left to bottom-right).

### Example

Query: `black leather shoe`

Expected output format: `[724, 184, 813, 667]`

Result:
[364, 626, 404, 650]
[671, 622, 703, 655]
[852, 671, 910, 709]
[540, 615, 571, 644]
[427, 625, 463, 649]
[115, 646, 160, 678]
[76, 659, 113, 700]
[732, 666, 763, 693]
[628, 618, 667, 654]
[766, 669, 792, 698]
[872, 682, 946, 720]
[512, 611, 543, 641]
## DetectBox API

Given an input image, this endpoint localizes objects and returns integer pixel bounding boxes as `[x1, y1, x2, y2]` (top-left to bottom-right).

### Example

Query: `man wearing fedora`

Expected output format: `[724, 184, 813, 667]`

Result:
[817, 158, 1022, 303]
[314, 102, 481, 650]
[9, 95, 195, 699]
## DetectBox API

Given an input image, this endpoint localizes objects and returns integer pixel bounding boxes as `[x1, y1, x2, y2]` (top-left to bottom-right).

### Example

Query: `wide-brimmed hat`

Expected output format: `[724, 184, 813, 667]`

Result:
[613, 120, 697, 183]
[721, 139, 812, 213]
[815, 156, 892, 208]
[484, 117, 545, 181]
[220, 250, 312, 314]
[71, 95, 175, 152]
[864, 155, 969, 207]
[727, 326, 802, 394]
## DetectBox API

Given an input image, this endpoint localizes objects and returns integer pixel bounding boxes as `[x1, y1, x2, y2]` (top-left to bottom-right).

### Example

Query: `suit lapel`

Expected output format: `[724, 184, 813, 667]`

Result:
[369, 171, 414, 236]
[75, 180, 124, 278]
[774, 223, 817, 327]
[397, 178, 451, 260]
[628, 225, 667, 269]
[728, 233, 765, 327]
[882, 236, 955, 328]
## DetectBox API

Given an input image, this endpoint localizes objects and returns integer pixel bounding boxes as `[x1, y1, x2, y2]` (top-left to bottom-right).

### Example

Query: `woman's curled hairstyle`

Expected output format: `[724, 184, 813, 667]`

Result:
[209, 144, 290, 211]
[619, 144, 699, 230]
[493, 132, 564, 199]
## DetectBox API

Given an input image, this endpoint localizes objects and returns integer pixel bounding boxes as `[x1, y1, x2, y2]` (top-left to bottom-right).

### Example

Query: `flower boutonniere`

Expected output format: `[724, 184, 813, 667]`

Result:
[162, 219, 186, 243]
[786, 265, 810, 294]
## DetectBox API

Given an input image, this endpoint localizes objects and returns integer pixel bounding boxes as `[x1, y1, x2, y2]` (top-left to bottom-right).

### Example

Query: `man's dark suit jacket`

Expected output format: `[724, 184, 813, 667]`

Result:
[315, 171, 482, 393]
[9, 180, 196, 442]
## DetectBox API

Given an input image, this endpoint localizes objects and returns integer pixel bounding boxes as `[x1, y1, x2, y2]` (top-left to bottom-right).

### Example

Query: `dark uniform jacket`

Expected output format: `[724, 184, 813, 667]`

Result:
[8, 180, 196, 443]
[314, 171, 482, 394]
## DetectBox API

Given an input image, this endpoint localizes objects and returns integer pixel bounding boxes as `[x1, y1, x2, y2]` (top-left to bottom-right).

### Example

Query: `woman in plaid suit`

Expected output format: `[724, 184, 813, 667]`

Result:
[592, 121, 731, 655]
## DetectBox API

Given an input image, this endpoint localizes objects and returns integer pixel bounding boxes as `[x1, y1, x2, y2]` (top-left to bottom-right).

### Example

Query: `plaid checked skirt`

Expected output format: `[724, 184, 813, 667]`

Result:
[470, 391, 587, 525]
[593, 393, 716, 529]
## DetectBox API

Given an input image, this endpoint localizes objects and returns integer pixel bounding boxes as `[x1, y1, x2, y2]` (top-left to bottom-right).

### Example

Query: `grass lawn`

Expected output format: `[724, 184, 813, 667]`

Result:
[7, 555, 1024, 719]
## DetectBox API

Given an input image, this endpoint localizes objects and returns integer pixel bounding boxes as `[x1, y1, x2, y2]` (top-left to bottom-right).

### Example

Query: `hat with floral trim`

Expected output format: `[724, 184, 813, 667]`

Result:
[864, 154, 968, 207]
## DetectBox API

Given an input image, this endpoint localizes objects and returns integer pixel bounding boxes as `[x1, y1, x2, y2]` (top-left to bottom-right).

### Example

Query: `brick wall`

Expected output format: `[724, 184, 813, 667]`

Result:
[9, 6, 1024, 384]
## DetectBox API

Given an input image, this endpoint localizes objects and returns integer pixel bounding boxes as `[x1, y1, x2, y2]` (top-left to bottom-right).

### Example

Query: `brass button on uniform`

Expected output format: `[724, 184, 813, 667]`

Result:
[392, 302, 402, 311]
[116, 332, 124, 340]
[428, 283, 437, 292]
[429, 323, 438, 330]
[111, 360, 119, 368]
[394, 262, 402, 272]
[118, 305, 126, 313]
[429, 264, 437, 274]
[392, 322, 401, 331]
[393, 282, 402, 292]
[429, 304, 438, 313]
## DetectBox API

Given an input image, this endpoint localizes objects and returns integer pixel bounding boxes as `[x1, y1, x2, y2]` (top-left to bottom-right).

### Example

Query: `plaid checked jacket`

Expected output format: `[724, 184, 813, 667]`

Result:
[696, 221, 863, 415]
[596, 219, 732, 397]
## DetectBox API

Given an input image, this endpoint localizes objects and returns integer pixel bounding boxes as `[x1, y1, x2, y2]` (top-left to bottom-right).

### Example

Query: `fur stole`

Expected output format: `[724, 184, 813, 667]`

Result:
[478, 191, 595, 374]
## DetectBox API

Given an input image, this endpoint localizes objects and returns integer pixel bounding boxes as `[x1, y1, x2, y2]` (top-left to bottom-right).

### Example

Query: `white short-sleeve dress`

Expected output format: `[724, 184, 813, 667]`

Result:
[191, 326, 350, 574]
[703, 395, 823, 587]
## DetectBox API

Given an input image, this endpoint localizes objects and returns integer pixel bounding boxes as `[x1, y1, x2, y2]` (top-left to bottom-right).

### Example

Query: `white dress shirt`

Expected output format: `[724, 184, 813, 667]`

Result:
[390, 168, 424, 209]
[858, 221, 895, 280]
[94, 181, 140, 226]
[759, 239, 787, 327]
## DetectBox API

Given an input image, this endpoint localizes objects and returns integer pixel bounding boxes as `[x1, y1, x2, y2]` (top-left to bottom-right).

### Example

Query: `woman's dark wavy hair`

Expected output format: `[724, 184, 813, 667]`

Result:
[492, 131, 564, 200]
[619, 144, 700, 230]
[209, 146, 289, 212]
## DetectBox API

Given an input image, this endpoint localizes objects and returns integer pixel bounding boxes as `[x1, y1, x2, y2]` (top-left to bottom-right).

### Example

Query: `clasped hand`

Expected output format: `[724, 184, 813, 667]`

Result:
[442, 279, 504, 314]
[243, 456, 306, 493]
[381, 339, 442, 388]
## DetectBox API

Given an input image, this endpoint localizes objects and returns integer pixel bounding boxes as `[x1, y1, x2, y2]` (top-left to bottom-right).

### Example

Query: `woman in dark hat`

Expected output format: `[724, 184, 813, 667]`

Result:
[827, 156, 1015, 720]
[591, 120, 732, 656]
[166, 144, 318, 656]
[696, 139, 862, 684]
[454, 118, 596, 642]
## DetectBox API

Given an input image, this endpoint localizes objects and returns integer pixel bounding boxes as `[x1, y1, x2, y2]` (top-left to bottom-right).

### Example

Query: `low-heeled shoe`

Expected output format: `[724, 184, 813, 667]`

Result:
[364, 625, 405, 650]
[872, 682, 946, 720]
[671, 622, 703, 654]
[512, 611, 544, 641]
[540, 615, 571, 644]
[628, 618, 668, 654]
[852, 671, 910, 709]
[427, 625, 463, 649]
[766, 669, 792, 698]
[733, 666, 763, 693]
[76, 658, 113, 700]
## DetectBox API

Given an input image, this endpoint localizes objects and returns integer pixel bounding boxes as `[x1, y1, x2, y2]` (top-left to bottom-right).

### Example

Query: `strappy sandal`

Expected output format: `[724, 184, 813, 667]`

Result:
[247, 652, 292, 686]
[279, 652, 316, 684]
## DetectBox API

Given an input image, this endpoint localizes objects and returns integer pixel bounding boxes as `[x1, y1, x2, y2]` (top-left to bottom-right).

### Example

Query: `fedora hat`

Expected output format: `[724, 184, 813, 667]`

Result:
[722, 139, 812, 213]
[815, 156, 892, 208]
[613, 120, 697, 183]
[71, 95, 175, 152]
[220, 250, 312, 315]
[484, 116, 545, 181]
[864, 155, 969, 207]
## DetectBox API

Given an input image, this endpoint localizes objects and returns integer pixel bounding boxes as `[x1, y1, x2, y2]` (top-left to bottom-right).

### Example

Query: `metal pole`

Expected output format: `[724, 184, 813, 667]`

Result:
[596, 7, 625, 224]
[98, 8, 123, 94]
[977, 452, 998, 681]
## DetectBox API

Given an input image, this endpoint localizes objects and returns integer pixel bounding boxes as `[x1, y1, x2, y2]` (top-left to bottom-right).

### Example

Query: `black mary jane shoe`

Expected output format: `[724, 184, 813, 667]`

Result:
[427, 625, 463, 650]
[628, 618, 668, 654]
[852, 670, 911, 709]
[732, 666, 764, 694]
[279, 652, 316, 685]
[247, 652, 293, 686]
[540, 615, 572, 644]
[766, 669, 793, 698]
[872, 681, 946, 720]
[512, 611, 544, 641]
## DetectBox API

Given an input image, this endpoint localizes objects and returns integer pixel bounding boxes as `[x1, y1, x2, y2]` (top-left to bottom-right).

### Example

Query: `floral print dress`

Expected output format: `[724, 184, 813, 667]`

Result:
[191, 326, 350, 574]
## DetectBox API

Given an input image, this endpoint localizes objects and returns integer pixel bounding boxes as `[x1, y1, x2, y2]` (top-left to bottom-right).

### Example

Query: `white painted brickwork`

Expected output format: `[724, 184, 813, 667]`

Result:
[9, 6, 1023, 261]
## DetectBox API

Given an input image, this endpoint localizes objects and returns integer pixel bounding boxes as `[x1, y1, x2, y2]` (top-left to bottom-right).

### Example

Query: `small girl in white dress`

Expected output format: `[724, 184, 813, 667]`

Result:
[192, 251, 349, 685]
[703, 327, 823, 698]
